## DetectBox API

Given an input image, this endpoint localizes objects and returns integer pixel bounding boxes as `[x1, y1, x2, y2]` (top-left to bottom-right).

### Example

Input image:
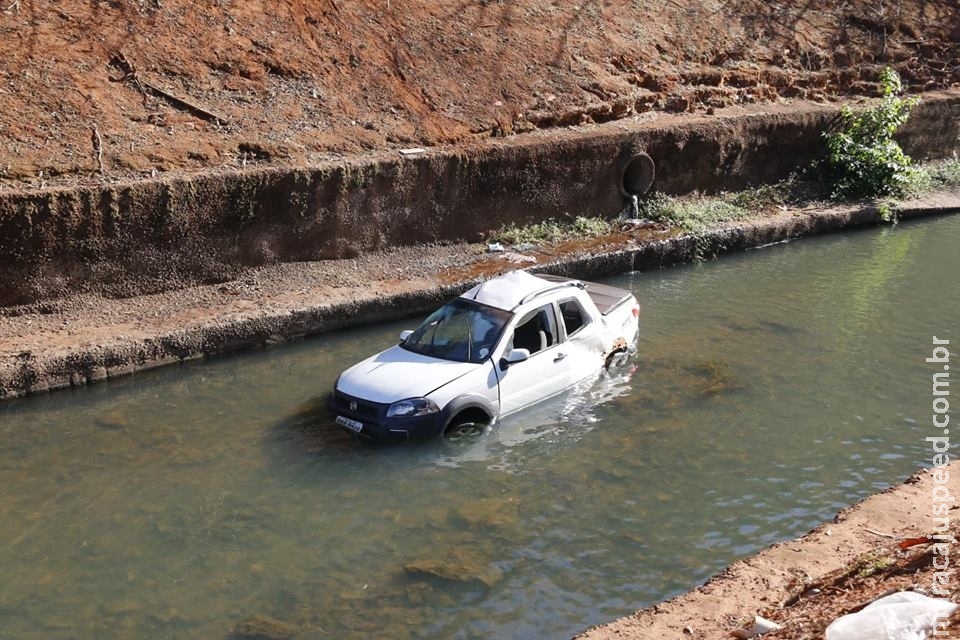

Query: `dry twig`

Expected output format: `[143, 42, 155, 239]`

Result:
[4, 0, 21, 13]
[91, 125, 105, 176]
[109, 51, 229, 126]
[139, 79, 228, 126]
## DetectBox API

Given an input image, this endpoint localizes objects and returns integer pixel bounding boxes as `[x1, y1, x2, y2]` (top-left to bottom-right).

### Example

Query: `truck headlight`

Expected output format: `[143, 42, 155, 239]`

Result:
[386, 398, 440, 418]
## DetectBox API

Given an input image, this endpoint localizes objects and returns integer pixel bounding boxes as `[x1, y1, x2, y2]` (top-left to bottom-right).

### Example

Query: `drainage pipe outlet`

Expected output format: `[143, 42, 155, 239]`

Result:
[619, 152, 656, 197]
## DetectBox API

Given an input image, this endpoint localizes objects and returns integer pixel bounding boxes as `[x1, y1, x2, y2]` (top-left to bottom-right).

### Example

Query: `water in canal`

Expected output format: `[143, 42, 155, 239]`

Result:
[1, 214, 958, 639]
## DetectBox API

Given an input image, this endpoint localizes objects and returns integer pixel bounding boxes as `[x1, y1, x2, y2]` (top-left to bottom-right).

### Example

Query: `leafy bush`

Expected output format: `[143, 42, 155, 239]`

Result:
[821, 68, 920, 199]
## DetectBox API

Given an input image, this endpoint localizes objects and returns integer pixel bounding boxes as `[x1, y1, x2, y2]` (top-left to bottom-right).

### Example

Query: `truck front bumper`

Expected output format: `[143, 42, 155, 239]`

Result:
[328, 390, 446, 441]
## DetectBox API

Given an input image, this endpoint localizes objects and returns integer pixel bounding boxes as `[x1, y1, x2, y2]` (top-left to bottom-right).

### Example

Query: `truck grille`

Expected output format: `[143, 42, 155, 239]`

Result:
[333, 391, 384, 421]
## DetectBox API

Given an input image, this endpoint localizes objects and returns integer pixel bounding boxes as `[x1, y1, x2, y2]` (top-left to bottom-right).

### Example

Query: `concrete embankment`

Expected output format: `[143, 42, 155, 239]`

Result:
[0, 92, 958, 307]
[0, 192, 958, 400]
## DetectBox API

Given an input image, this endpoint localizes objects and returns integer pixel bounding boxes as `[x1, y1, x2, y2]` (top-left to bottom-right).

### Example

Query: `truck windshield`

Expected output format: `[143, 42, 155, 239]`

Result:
[401, 298, 512, 363]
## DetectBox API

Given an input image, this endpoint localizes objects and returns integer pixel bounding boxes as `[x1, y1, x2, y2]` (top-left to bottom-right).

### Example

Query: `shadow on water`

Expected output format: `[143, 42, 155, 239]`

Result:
[262, 394, 459, 472]
[264, 395, 357, 455]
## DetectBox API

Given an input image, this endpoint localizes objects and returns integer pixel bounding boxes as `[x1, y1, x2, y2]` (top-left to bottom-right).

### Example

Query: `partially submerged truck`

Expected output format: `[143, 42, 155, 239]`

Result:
[329, 270, 640, 441]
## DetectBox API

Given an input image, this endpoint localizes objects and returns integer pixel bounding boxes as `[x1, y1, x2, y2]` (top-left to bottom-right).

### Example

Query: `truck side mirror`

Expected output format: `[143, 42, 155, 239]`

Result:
[399, 330, 414, 343]
[499, 348, 530, 370]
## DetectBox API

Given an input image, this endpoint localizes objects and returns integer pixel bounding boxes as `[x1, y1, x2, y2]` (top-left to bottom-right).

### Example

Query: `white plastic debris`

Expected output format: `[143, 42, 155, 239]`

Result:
[398, 147, 426, 155]
[487, 242, 505, 253]
[621, 218, 659, 230]
[731, 615, 783, 639]
[825, 592, 957, 640]
[502, 252, 536, 264]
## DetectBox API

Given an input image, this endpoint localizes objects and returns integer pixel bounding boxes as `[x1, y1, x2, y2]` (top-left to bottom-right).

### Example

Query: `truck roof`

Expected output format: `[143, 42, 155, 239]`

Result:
[459, 270, 557, 311]
[460, 270, 634, 316]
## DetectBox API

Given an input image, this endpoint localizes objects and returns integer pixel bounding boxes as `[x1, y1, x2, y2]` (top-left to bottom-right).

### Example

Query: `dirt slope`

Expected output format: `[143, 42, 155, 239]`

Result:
[1, 0, 957, 189]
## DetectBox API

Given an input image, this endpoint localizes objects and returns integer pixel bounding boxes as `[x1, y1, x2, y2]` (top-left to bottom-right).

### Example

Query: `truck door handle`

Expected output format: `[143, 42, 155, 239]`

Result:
[554, 353, 567, 362]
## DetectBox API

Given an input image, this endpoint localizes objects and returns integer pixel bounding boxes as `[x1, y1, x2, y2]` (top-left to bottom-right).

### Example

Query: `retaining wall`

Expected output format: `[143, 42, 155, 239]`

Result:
[0, 92, 958, 306]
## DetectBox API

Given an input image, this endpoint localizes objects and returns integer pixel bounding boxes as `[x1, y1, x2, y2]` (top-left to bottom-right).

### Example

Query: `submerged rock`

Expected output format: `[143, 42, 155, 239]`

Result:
[684, 359, 746, 396]
[405, 548, 503, 588]
[450, 497, 519, 529]
[235, 614, 299, 640]
[94, 411, 128, 430]
[630, 357, 746, 410]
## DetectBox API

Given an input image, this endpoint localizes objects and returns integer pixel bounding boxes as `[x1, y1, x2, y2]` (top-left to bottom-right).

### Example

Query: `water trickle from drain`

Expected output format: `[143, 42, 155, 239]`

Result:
[619, 194, 640, 220]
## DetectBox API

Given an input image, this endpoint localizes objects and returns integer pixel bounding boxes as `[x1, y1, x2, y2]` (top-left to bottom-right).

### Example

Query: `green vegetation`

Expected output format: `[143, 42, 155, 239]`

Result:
[490, 216, 615, 245]
[486, 141, 958, 251]
[636, 193, 747, 235]
[488, 183, 791, 247]
[876, 201, 896, 223]
[487, 178, 799, 250]
[916, 155, 960, 192]
[636, 181, 792, 236]
[853, 552, 896, 579]
[820, 68, 920, 200]
[868, 155, 960, 224]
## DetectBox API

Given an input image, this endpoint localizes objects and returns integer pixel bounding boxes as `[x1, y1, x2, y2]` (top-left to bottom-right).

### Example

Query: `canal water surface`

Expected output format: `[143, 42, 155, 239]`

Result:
[1, 214, 958, 639]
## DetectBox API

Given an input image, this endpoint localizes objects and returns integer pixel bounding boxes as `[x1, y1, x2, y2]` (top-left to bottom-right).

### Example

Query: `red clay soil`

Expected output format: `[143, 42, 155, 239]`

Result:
[1, 0, 958, 189]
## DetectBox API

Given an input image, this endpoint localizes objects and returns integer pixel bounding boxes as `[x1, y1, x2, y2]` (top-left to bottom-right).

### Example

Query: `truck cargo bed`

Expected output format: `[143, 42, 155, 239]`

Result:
[537, 274, 632, 316]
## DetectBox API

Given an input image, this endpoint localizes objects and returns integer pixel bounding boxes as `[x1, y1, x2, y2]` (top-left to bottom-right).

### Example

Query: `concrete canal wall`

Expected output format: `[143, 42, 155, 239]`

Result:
[0, 92, 958, 307]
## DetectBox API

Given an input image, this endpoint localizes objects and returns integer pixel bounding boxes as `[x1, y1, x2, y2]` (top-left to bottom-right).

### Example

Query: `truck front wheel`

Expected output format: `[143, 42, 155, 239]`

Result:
[443, 409, 490, 443]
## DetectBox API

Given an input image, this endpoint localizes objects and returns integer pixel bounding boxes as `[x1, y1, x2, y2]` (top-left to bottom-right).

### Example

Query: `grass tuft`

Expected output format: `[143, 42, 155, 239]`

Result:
[922, 155, 960, 191]
[490, 216, 615, 246]
[637, 193, 750, 236]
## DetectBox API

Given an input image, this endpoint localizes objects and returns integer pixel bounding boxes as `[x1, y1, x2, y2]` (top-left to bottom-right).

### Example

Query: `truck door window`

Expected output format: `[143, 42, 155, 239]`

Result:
[509, 304, 558, 355]
[559, 299, 588, 337]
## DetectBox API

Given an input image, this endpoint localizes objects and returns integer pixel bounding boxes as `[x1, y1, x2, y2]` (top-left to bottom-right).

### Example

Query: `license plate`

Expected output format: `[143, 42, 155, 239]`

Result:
[336, 415, 363, 433]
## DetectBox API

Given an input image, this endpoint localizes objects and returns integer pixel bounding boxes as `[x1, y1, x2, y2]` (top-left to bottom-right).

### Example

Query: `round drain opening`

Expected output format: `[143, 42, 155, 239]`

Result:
[619, 153, 655, 197]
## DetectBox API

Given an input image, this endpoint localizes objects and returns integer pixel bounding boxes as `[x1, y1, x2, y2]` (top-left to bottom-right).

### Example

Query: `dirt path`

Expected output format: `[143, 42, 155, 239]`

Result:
[576, 463, 959, 639]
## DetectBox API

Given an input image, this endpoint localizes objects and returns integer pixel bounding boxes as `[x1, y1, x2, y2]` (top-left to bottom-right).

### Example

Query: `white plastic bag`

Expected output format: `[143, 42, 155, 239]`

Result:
[825, 592, 957, 640]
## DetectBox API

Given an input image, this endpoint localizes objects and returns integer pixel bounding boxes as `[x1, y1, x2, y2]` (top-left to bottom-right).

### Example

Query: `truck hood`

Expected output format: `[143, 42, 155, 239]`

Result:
[336, 345, 482, 404]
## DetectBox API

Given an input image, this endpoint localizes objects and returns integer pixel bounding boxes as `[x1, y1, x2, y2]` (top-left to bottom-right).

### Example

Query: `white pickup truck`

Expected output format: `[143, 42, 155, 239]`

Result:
[329, 270, 640, 441]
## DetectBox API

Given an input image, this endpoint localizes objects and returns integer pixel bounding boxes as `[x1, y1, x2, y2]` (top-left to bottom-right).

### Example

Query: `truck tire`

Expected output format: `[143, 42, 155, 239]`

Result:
[443, 412, 488, 443]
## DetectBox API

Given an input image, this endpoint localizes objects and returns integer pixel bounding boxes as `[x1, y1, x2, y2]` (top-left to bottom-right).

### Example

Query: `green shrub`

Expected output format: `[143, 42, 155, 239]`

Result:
[821, 68, 920, 199]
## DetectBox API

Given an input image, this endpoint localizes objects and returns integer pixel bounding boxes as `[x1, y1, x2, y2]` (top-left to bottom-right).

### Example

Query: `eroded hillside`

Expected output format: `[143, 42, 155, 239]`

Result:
[0, 0, 957, 189]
